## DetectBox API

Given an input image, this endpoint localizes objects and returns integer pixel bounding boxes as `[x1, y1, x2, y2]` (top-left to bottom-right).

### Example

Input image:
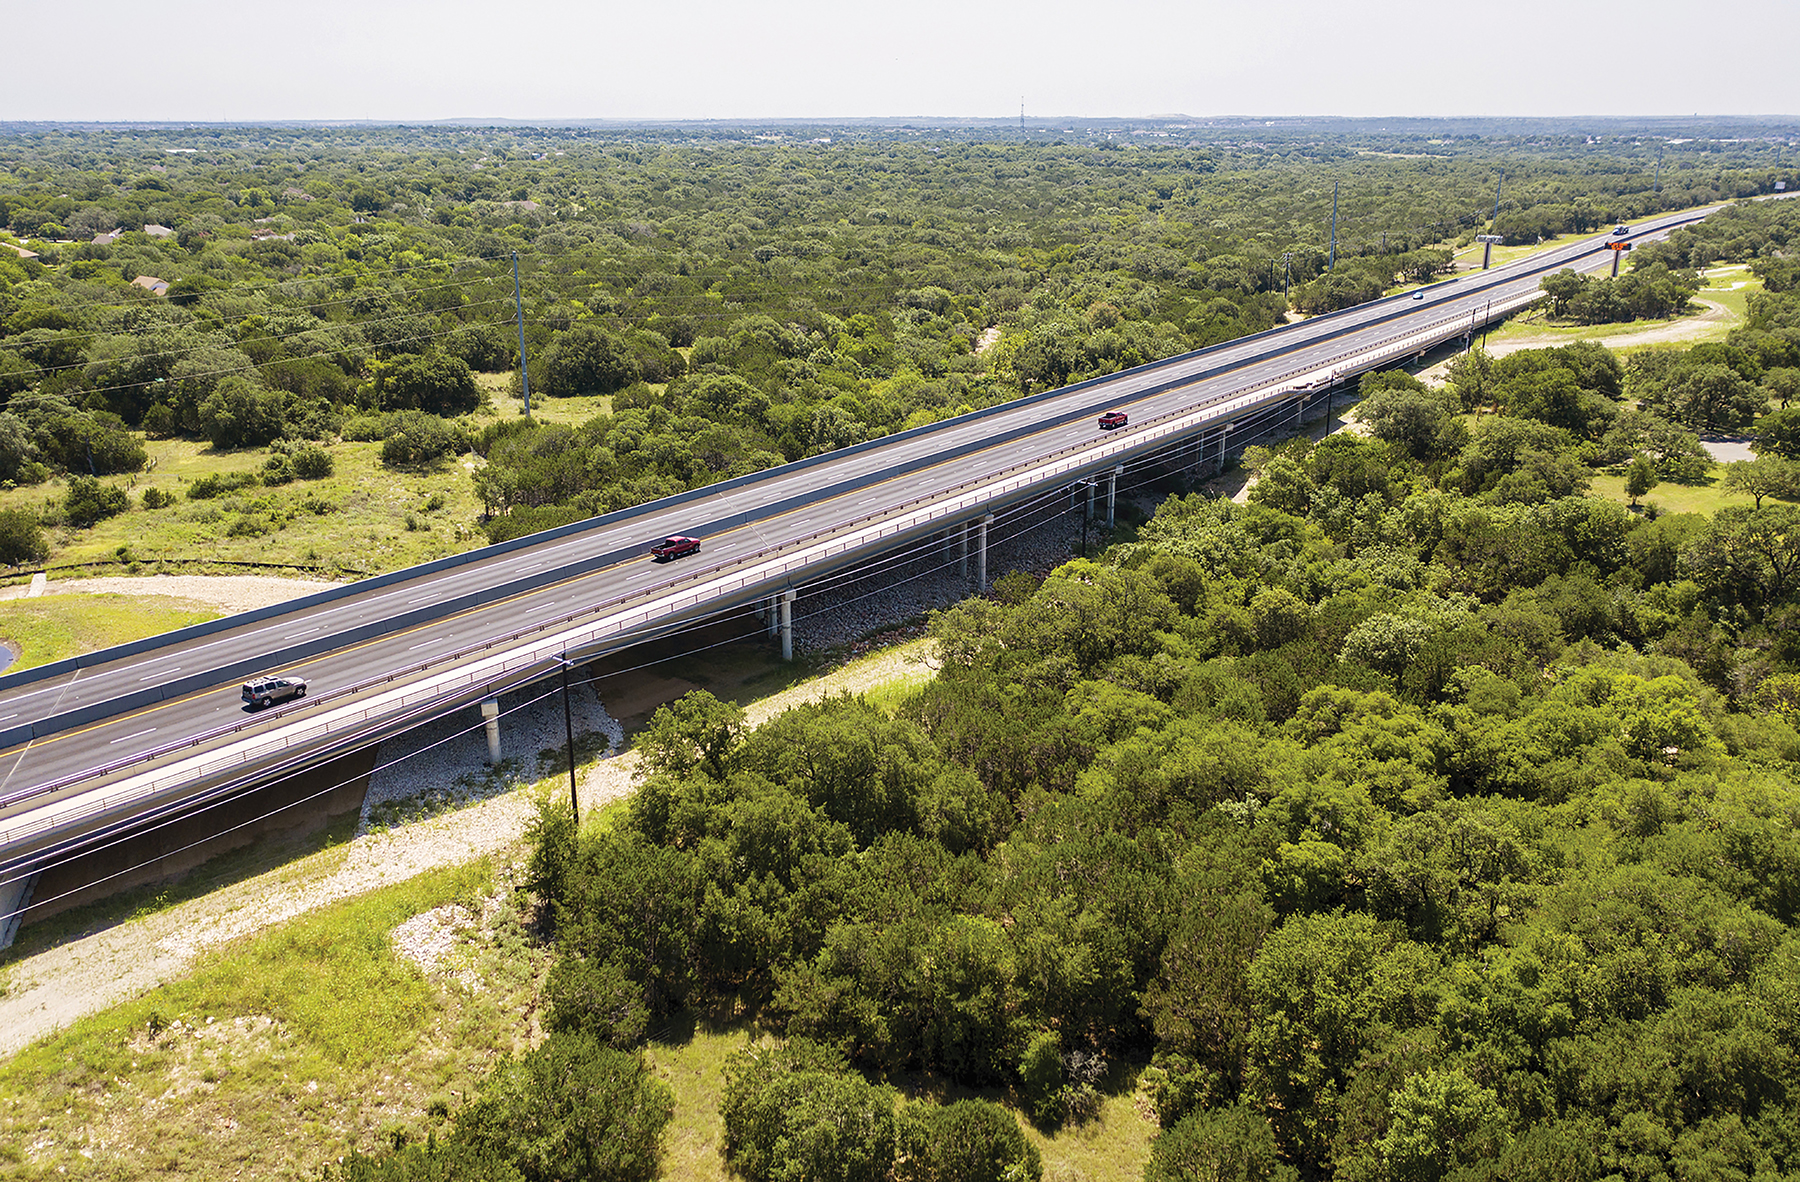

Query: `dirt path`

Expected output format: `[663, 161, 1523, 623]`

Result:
[1479, 295, 1732, 360]
[0, 638, 938, 1060]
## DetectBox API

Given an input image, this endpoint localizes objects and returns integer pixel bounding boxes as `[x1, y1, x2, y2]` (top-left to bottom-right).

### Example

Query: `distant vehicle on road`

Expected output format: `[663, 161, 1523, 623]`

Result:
[1613, 224, 1630, 236]
[242, 674, 307, 709]
[651, 535, 702, 561]
[1098, 411, 1129, 430]
[1412, 289, 1425, 299]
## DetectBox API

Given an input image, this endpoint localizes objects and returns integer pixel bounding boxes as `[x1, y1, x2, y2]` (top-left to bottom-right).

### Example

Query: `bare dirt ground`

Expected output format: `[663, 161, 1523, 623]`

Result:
[0, 624, 936, 1060]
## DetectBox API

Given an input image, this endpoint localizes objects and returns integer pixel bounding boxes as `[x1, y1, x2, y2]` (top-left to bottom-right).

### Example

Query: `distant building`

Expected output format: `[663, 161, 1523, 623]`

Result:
[132, 275, 170, 296]
[92, 229, 123, 246]
[143, 224, 174, 237]
[2, 242, 39, 260]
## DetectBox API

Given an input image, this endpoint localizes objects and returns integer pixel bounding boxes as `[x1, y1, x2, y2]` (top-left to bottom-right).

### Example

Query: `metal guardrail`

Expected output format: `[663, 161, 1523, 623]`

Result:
[0, 284, 1549, 840]
[0, 209, 1711, 847]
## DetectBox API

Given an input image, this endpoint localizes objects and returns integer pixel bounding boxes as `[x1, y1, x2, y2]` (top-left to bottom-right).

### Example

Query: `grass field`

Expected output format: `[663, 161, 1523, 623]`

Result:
[0, 593, 220, 672]
[1590, 465, 1794, 517]
[1480, 262, 1760, 355]
[0, 860, 526, 1180]
[0, 434, 488, 582]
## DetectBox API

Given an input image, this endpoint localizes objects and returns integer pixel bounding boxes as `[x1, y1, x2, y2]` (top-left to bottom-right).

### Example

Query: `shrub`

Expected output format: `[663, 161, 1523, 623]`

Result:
[455, 1033, 672, 1182]
[342, 413, 388, 442]
[899, 1100, 1042, 1182]
[139, 486, 176, 509]
[64, 475, 129, 527]
[380, 411, 463, 467]
[290, 444, 334, 480]
[262, 454, 294, 485]
[1145, 1104, 1296, 1182]
[188, 471, 262, 500]
[721, 1040, 899, 1182]
[198, 376, 287, 449]
[0, 508, 48, 565]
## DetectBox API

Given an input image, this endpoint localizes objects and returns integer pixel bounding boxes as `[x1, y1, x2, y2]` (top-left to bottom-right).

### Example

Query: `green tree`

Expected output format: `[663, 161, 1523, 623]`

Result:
[377, 352, 482, 416]
[720, 1040, 899, 1182]
[454, 1034, 672, 1182]
[1722, 456, 1800, 509]
[380, 410, 463, 467]
[1645, 363, 1768, 430]
[1539, 268, 1587, 317]
[1682, 503, 1800, 615]
[633, 689, 745, 780]
[0, 508, 49, 565]
[539, 323, 641, 397]
[1145, 1104, 1296, 1182]
[63, 475, 128, 527]
[898, 1100, 1042, 1182]
[198, 376, 287, 449]
[1368, 1068, 1511, 1182]
[1754, 404, 1800, 458]
[1625, 453, 1660, 506]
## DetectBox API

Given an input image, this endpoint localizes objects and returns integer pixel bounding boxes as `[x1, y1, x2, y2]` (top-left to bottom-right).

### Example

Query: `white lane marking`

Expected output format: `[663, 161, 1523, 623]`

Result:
[289, 627, 320, 637]
[408, 638, 443, 651]
[109, 728, 157, 745]
[140, 668, 179, 681]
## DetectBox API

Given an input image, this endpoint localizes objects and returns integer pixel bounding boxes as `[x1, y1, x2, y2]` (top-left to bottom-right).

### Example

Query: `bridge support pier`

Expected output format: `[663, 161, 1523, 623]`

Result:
[780, 589, 796, 662]
[766, 595, 779, 638]
[0, 870, 40, 950]
[958, 524, 969, 577]
[977, 514, 992, 590]
[1085, 479, 1096, 524]
[480, 698, 502, 765]
[1106, 465, 1122, 528]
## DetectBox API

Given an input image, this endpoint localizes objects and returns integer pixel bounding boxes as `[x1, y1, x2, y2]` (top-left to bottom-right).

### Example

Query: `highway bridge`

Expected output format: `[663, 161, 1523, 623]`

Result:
[0, 205, 1721, 941]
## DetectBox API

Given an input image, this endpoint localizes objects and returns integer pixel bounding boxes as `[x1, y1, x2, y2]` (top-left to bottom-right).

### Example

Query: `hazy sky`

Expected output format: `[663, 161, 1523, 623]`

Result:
[6, 0, 1795, 123]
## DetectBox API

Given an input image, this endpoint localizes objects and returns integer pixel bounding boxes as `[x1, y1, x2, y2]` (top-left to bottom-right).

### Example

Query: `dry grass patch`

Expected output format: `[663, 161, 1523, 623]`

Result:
[0, 860, 548, 1181]
[0, 594, 220, 671]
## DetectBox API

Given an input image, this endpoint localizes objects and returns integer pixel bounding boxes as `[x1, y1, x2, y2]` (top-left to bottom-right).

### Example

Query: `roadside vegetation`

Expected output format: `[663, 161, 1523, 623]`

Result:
[0, 592, 218, 670]
[4, 122, 1800, 1182]
[1, 123, 1791, 580]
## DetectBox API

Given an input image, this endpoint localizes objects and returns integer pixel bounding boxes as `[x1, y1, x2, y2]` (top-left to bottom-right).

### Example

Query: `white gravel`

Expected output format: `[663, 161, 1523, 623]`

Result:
[785, 497, 1087, 653]
[358, 678, 624, 832]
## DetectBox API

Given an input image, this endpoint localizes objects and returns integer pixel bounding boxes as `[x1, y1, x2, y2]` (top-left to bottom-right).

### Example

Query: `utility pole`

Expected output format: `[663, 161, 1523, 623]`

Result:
[512, 250, 532, 417]
[1654, 144, 1664, 194]
[558, 655, 578, 819]
[1491, 171, 1505, 226]
[1328, 180, 1338, 272]
[1080, 480, 1093, 558]
[1282, 251, 1293, 300]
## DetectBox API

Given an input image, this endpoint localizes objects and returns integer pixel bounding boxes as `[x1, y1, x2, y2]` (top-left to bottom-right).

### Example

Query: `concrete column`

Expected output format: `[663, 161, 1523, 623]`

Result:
[958, 523, 969, 577]
[480, 698, 502, 765]
[1085, 479, 1096, 524]
[976, 514, 993, 590]
[1106, 465, 1122, 528]
[766, 595, 779, 637]
[780, 589, 796, 662]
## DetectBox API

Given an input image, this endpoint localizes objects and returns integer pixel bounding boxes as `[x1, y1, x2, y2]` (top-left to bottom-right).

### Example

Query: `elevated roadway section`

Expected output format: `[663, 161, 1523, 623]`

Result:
[0, 207, 1721, 936]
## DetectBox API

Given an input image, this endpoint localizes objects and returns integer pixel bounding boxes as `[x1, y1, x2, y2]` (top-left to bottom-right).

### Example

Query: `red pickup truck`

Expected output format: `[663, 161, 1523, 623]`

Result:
[651, 535, 701, 561]
[1098, 410, 1129, 430]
